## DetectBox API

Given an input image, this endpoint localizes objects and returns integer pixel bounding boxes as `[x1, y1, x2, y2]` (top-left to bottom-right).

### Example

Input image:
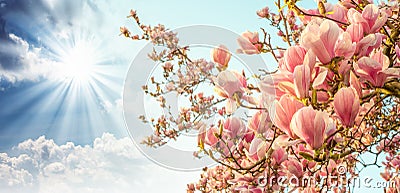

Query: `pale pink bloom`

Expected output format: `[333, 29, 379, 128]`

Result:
[312, 67, 328, 89]
[355, 33, 383, 57]
[334, 87, 360, 127]
[283, 159, 303, 178]
[257, 7, 270, 18]
[247, 137, 267, 162]
[271, 135, 302, 149]
[237, 31, 262, 55]
[259, 70, 296, 99]
[211, 45, 231, 69]
[354, 51, 400, 87]
[223, 117, 246, 139]
[311, 67, 332, 103]
[271, 94, 304, 138]
[290, 106, 336, 149]
[334, 32, 356, 59]
[299, 8, 320, 24]
[301, 19, 354, 64]
[214, 70, 247, 114]
[340, 0, 372, 9]
[361, 4, 388, 34]
[248, 111, 271, 135]
[380, 169, 392, 181]
[347, 8, 369, 27]
[326, 3, 348, 24]
[281, 46, 307, 73]
[294, 64, 311, 99]
[346, 23, 364, 42]
[390, 156, 400, 169]
[162, 62, 173, 71]
[301, 187, 318, 193]
[350, 71, 362, 97]
[271, 147, 287, 165]
[204, 126, 219, 146]
[307, 3, 348, 24]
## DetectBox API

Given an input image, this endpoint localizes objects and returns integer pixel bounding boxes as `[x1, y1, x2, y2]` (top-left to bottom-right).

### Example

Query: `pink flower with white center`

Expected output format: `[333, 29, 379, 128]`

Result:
[211, 45, 231, 70]
[290, 106, 336, 150]
[301, 19, 354, 64]
[214, 70, 247, 114]
[334, 87, 360, 127]
[354, 51, 400, 87]
[237, 31, 262, 55]
[271, 94, 304, 138]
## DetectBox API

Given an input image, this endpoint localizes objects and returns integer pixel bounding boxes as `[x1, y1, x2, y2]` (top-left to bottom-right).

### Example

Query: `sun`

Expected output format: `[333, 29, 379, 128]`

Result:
[60, 41, 97, 83]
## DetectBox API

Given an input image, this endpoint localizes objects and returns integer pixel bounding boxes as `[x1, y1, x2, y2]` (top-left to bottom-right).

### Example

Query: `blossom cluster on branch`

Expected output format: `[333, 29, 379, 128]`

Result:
[121, 0, 400, 192]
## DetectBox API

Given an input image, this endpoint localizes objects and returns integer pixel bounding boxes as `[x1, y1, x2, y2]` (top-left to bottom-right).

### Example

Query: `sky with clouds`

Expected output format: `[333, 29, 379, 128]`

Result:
[0, 0, 385, 192]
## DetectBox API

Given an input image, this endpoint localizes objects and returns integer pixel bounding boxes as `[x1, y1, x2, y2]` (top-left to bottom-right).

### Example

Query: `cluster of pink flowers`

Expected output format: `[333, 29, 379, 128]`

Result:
[122, 0, 400, 192]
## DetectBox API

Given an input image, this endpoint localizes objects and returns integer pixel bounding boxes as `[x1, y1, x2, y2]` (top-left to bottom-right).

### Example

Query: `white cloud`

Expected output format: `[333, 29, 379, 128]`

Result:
[0, 33, 58, 84]
[0, 133, 201, 193]
[0, 0, 134, 88]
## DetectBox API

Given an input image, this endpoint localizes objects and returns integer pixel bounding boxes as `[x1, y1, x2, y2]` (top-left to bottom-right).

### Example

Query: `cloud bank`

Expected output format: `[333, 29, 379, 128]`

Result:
[0, 133, 171, 193]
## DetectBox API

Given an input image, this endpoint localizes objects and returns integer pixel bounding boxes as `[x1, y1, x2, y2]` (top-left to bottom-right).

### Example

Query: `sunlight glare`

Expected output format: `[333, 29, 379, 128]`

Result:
[61, 41, 96, 83]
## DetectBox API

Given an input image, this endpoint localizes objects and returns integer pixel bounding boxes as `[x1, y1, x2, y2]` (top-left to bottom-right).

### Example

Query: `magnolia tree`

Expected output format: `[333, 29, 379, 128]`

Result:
[121, 0, 400, 192]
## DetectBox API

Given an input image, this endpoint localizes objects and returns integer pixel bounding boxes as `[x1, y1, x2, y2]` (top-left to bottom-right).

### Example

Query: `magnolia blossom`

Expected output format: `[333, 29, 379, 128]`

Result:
[290, 106, 336, 149]
[259, 70, 296, 99]
[347, 4, 387, 35]
[354, 33, 383, 57]
[211, 45, 231, 70]
[334, 87, 360, 127]
[237, 31, 262, 55]
[293, 64, 311, 99]
[271, 147, 288, 165]
[198, 125, 219, 147]
[223, 117, 246, 139]
[248, 111, 272, 135]
[301, 19, 355, 64]
[247, 137, 268, 162]
[214, 70, 247, 114]
[354, 51, 400, 87]
[283, 159, 303, 178]
[257, 6, 270, 18]
[271, 94, 304, 138]
[281, 46, 307, 73]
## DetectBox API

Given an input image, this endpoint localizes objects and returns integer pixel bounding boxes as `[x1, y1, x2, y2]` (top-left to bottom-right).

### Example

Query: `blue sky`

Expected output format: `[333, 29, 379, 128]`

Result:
[0, 0, 387, 192]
